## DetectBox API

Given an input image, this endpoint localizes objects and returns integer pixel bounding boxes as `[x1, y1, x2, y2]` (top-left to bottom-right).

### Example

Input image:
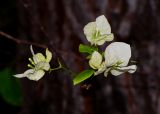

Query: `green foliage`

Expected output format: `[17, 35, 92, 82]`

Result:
[79, 44, 98, 54]
[73, 69, 94, 85]
[0, 68, 22, 106]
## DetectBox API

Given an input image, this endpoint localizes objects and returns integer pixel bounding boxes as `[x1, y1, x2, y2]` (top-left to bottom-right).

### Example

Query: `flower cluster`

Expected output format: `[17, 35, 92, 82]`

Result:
[90, 42, 137, 77]
[13, 15, 137, 85]
[84, 15, 114, 45]
[14, 45, 52, 81]
[73, 15, 137, 85]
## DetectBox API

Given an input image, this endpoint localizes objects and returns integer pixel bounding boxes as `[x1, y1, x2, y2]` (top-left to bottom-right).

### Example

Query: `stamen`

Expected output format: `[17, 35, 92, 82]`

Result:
[29, 58, 35, 65]
[28, 64, 34, 68]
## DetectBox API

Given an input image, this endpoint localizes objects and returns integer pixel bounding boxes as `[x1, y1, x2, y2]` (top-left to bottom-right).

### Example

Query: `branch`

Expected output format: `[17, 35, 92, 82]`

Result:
[0, 31, 84, 62]
[0, 31, 47, 48]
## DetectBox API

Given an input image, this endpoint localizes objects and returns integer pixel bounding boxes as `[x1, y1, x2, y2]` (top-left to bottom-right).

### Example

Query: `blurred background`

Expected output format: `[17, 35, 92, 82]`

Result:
[0, 0, 160, 114]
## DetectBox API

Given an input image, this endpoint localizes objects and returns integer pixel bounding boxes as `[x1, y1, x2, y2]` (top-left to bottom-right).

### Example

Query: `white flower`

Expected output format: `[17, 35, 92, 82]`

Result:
[89, 51, 106, 75]
[89, 51, 102, 69]
[84, 15, 114, 45]
[104, 42, 137, 77]
[14, 45, 52, 81]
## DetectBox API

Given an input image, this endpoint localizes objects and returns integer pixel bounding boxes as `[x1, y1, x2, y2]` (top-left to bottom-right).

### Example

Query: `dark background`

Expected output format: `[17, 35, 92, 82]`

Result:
[0, 0, 160, 114]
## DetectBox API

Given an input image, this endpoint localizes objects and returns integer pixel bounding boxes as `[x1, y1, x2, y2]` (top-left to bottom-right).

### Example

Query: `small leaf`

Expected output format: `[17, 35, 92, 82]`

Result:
[0, 68, 23, 106]
[92, 46, 99, 51]
[79, 44, 98, 54]
[73, 69, 94, 85]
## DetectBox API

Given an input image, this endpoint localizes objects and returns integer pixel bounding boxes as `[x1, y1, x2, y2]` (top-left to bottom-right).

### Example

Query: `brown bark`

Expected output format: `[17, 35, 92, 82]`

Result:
[14, 0, 160, 114]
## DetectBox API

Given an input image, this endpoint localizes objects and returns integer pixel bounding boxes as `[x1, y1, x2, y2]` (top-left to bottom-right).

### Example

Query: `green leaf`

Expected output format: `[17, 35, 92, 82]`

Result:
[0, 68, 22, 106]
[79, 44, 98, 54]
[73, 69, 94, 85]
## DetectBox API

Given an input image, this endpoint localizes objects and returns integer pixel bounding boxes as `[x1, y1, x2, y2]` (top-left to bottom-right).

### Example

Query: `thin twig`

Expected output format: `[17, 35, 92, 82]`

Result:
[19, 0, 51, 41]
[0, 31, 47, 48]
[0, 31, 84, 62]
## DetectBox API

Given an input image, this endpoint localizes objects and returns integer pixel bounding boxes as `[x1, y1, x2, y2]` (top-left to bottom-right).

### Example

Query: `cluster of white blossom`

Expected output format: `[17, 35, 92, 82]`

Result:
[14, 15, 137, 84]
[14, 46, 52, 81]
[84, 15, 137, 77]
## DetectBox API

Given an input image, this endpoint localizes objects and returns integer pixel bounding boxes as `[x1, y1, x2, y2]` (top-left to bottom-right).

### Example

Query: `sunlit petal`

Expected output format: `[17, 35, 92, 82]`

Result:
[105, 33, 114, 41]
[89, 51, 102, 69]
[27, 70, 45, 81]
[95, 34, 114, 45]
[105, 42, 131, 67]
[13, 74, 25, 78]
[104, 68, 111, 77]
[33, 53, 46, 64]
[84, 22, 96, 43]
[110, 69, 123, 76]
[35, 62, 50, 71]
[24, 69, 34, 75]
[13, 69, 34, 78]
[118, 65, 137, 73]
[46, 48, 52, 62]
[96, 15, 111, 35]
[111, 65, 137, 76]
[94, 62, 106, 75]
[42, 62, 50, 71]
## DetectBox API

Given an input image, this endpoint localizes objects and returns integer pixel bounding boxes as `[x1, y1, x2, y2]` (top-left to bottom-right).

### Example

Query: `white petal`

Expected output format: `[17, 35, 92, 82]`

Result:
[105, 42, 131, 67]
[27, 70, 45, 81]
[118, 65, 137, 73]
[42, 62, 50, 71]
[24, 69, 34, 75]
[83, 22, 96, 43]
[111, 69, 124, 76]
[13, 69, 34, 78]
[104, 47, 118, 67]
[94, 62, 106, 75]
[128, 65, 137, 73]
[35, 62, 50, 71]
[104, 68, 111, 77]
[89, 51, 102, 69]
[111, 65, 137, 76]
[96, 39, 106, 45]
[33, 53, 46, 64]
[96, 33, 114, 45]
[96, 15, 111, 35]
[13, 74, 26, 78]
[46, 48, 52, 62]
[105, 33, 114, 41]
